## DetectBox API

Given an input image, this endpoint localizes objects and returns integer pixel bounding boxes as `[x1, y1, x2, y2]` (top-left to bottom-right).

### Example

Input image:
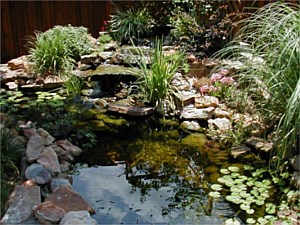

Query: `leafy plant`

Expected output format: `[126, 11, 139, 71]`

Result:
[134, 38, 185, 107]
[98, 33, 113, 44]
[213, 2, 300, 168]
[28, 25, 94, 76]
[109, 7, 154, 44]
[63, 75, 84, 97]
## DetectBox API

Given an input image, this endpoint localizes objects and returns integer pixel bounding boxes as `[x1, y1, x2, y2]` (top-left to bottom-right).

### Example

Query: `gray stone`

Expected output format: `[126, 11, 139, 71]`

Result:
[290, 155, 300, 172]
[23, 128, 38, 139]
[108, 100, 155, 116]
[34, 201, 66, 224]
[37, 128, 55, 145]
[26, 135, 45, 162]
[214, 106, 232, 118]
[208, 118, 232, 131]
[25, 163, 52, 185]
[56, 140, 82, 157]
[98, 51, 113, 61]
[50, 178, 72, 192]
[60, 161, 70, 172]
[246, 137, 274, 153]
[81, 54, 98, 65]
[6, 81, 18, 90]
[231, 144, 251, 158]
[37, 147, 61, 176]
[180, 121, 203, 133]
[103, 42, 118, 51]
[0, 185, 41, 224]
[59, 211, 97, 225]
[180, 107, 214, 120]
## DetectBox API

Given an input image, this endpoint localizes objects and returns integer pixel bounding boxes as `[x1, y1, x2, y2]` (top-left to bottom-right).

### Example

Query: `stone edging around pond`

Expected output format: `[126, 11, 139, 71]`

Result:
[0, 121, 97, 225]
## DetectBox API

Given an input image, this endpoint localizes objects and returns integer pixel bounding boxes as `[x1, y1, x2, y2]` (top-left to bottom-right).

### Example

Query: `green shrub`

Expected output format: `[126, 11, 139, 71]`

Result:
[28, 25, 94, 76]
[64, 74, 84, 97]
[109, 7, 154, 44]
[214, 2, 300, 167]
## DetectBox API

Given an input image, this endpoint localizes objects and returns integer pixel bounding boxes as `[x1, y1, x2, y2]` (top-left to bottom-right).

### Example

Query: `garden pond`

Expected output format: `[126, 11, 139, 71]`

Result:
[69, 113, 243, 224]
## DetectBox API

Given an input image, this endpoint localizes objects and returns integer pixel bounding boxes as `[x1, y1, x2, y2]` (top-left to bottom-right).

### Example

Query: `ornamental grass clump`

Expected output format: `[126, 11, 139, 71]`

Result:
[135, 39, 184, 107]
[213, 2, 300, 168]
[28, 25, 93, 76]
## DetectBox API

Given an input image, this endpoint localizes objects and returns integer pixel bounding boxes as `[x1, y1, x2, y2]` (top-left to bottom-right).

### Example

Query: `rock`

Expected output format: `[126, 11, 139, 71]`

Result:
[26, 135, 45, 162]
[7, 55, 28, 70]
[180, 121, 203, 133]
[187, 54, 197, 63]
[6, 81, 18, 90]
[34, 201, 66, 224]
[0, 185, 41, 224]
[290, 155, 300, 172]
[60, 161, 70, 172]
[25, 163, 52, 185]
[59, 211, 97, 225]
[108, 100, 155, 116]
[171, 73, 191, 91]
[98, 51, 113, 61]
[50, 178, 72, 192]
[208, 118, 232, 131]
[56, 140, 82, 157]
[246, 137, 274, 153]
[173, 92, 195, 108]
[180, 107, 214, 120]
[81, 54, 98, 65]
[195, 96, 219, 108]
[37, 147, 61, 176]
[291, 171, 300, 188]
[43, 75, 64, 89]
[51, 144, 72, 162]
[45, 186, 95, 214]
[23, 128, 38, 139]
[103, 42, 118, 51]
[37, 128, 55, 146]
[231, 144, 251, 158]
[214, 105, 232, 118]
[35, 76, 44, 84]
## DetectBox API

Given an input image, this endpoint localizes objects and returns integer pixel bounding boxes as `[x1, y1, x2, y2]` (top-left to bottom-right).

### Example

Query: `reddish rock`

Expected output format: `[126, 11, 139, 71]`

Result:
[56, 140, 82, 157]
[45, 186, 95, 214]
[37, 147, 61, 176]
[7, 55, 28, 70]
[35, 76, 44, 84]
[195, 96, 219, 108]
[26, 135, 45, 162]
[23, 128, 38, 139]
[34, 201, 66, 224]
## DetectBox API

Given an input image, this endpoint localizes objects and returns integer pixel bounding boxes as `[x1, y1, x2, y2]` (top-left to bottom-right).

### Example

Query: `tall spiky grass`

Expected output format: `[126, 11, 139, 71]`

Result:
[135, 39, 184, 107]
[213, 2, 299, 168]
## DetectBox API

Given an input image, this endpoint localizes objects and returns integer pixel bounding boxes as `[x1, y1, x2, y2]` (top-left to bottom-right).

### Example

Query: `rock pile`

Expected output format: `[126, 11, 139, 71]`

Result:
[0, 121, 96, 225]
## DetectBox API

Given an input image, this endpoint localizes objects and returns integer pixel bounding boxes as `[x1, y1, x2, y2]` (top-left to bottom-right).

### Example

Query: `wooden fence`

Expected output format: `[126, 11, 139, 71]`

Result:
[1, 0, 111, 63]
[1, 0, 298, 63]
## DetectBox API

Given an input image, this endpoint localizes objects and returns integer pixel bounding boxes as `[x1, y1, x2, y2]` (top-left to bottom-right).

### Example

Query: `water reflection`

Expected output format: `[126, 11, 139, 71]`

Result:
[72, 129, 236, 224]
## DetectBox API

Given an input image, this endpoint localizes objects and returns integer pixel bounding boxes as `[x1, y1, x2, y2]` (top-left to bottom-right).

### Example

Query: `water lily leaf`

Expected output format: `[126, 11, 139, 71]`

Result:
[262, 179, 272, 186]
[246, 218, 256, 224]
[255, 199, 265, 205]
[217, 177, 226, 183]
[246, 208, 255, 214]
[226, 195, 242, 204]
[230, 172, 240, 178]
[246, 196, 256, 203]
[266, 203, 276, 214]
[209, 191, 221, 198]
[257, 217, 268, 224]
[228, 166, 240, 172]
[240, 192, 251, 198]
[220, 168, 230, 174]
[225, 218, 241, 225]
[225, 180, 235, 187]
[211, 184, 222, 191]
[240, 203, 251, 211]
[254, 181, 265, 188]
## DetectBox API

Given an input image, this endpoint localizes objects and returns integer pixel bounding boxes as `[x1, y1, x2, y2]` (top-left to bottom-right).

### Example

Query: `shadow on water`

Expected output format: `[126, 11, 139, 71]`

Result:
[71, 115, 239, 224]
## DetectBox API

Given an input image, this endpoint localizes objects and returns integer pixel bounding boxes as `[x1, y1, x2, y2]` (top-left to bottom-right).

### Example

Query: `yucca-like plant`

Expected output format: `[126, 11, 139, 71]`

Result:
[213, 2, 299, 168]
[135, 39, 184, 107]
[109, 7, 154, 44]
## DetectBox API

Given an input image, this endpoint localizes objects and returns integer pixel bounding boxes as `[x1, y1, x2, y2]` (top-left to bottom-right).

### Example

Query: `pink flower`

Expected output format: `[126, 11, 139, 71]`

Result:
[200, 85, 218, 95]
[219, 69, 229, 76]
[219, 76, 235, 85]
[210, 73, 223, 83]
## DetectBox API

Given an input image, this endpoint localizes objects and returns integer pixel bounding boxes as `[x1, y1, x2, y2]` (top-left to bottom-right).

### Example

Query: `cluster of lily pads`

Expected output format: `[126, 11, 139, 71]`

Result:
[209, 165, 280, 224]
[0, 90, 66, 112]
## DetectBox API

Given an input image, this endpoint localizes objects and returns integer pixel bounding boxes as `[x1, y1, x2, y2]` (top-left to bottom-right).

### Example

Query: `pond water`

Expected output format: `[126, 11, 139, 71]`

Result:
[71, 116, 242, 224]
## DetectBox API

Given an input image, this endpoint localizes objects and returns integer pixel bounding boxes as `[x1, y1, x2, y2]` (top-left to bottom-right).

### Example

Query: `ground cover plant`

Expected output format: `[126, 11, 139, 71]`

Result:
[213, 2, 300, 169]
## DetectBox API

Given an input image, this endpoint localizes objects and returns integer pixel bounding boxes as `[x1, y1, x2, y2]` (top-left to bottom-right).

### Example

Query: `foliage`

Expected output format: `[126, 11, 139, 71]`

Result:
[63, 74, 84, 97]
[213, 2, 300, 167]
[209, 165, 299, 224]
[28, 25, 94, 76]
[133, 39, 185, 107]
[109, 7, 154, 44]
[98, 33, 113, 45]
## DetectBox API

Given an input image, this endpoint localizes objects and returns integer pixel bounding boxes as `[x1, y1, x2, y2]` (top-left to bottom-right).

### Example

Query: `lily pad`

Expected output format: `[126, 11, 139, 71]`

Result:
[209, 191, 221, 198]
[246, 218, 256, 224]
[240, 203, 251, 211]
[211, 184, 223, 191]
[226, 195, 243, 204]
[225, 218, 241, 225]
[266, 203, 276, 214]
[255, 199, 265, 206]
[220, 168, 230, 174]
[246, 208, 255, 214]
[228, 166, 240, 172]
[244, 165, 254, 171]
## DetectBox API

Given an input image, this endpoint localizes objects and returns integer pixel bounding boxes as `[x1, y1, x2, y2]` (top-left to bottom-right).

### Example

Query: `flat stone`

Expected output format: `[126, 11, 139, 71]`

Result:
[25, 163, 52, 185]
[37, 147, 61, 176]
[6, 81, 18, 90]
[231, 144, 251, 158]
[50, 178, 72, 192]
[180, 120, 203, 133]
[59, 211, 97, 225]
[246, 137, 274, 153]
[174, 92, 195, 108]
[180, 107, 214, 120]
[26, 135, 45, 162]
[7, 55, 28, 70]
[34, 201, 66, 224]
[208, 118, 232, 131]
[81, 54, 98, 65]
[214, 106, 232, 118]
[195, 96, 219, 108]
[108, 100, 154, 116]
[45, 186, 95, 214]
[0, 185, 41, 224]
